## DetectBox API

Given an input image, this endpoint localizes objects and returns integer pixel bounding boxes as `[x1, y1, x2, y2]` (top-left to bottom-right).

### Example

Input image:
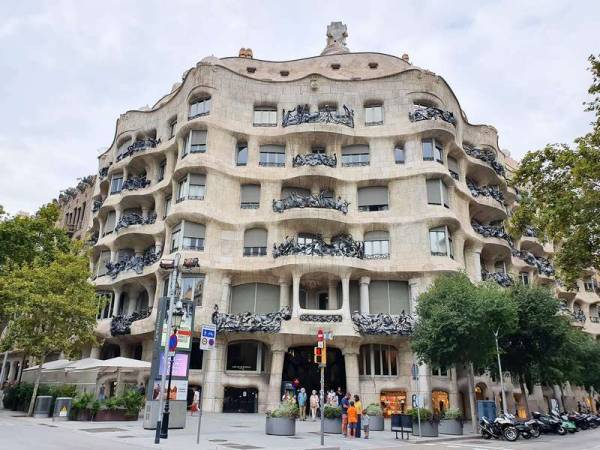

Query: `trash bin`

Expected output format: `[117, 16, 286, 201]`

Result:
[33, 396, 52, 418]
[53, 397, 73, 421]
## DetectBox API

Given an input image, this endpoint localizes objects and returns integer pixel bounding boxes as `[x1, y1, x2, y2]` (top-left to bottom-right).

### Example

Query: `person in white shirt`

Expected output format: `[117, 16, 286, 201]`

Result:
[310, 390, 320, 421]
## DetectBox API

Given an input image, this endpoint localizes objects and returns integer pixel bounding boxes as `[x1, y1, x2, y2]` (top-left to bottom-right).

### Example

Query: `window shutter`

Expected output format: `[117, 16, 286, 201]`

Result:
[388, 281, 410, 314]
[184, 222, 205, 238]
[244, 228, 267, 247]
[189, 173, 206, 185]
[369, 281, 390, 314]
[191, 130, 207, 145]
[448, 156, 459, 174]
[342, 144, 369, 155]
[260, 144, 285, 154]
[105, 211, 116, 230]
[426, 179, 442, 204]
[364, 230, 389, 241]
[255, 283, 279, 314]
[241, 184, 260, 203]
[358, 187, 388, 207]
[230, 284, 256, 314]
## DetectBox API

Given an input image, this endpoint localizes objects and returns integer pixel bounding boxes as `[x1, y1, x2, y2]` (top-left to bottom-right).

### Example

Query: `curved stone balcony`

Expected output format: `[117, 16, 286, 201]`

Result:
[463, 144, 506, 178]
[114, 212, 157, 233]
[212, 305, 291, 333]
[471, 221, 513, 246]
[481, 269, 514, 287]
[511, 248, 555, 277]
[351, 312, 415, 336]
[466, 179, 504, 206]
[104, 246, 162, 279]
[121, 175, 151, 192]
[116, 138, 161, 162]
[110, 308, 153, 336]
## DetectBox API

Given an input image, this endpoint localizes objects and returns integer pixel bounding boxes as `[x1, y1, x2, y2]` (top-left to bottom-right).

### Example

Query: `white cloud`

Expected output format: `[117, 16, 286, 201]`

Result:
[0, 0, 598, 213]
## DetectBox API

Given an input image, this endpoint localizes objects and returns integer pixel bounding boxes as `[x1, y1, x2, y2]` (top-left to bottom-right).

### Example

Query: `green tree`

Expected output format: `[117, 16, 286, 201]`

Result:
[0, 248, 98, 416]
[498, 285, 572, 416]
[509, 55, 600, 286]
[411, 273, 517, 429]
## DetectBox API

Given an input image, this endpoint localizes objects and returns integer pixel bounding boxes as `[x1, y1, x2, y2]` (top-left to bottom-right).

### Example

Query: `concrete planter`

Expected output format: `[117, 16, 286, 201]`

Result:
[94, 409, 137, 422]
[411, 421, 439, 437]
[71, 409, 93, 421]
[323, 417, 343, 434]
[265, 417, 296, 436]
[439, 419, 463, 435]
[368, 415, 384, 431]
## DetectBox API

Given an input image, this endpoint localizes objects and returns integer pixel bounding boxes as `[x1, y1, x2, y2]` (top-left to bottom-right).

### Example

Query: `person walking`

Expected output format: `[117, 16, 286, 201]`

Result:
[341, 392, 351, 436]
[353, 395, 362, 438]
[298, 387, 307, 421]
[310, 390, 319, 421]
[191, 387, 200, 415]
[347, 400, 358, 438]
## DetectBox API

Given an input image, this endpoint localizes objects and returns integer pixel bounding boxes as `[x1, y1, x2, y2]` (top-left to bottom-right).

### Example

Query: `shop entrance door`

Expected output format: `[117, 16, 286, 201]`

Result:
[282, 346, 346, 397]
[223, 387, 258, 413]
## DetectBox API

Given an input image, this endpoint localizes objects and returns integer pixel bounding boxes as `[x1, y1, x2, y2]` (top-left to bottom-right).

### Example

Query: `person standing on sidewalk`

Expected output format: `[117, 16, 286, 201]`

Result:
[298, 387, 307, 421]
[341, 392, 351, 436]
[191, 387, 200, 416]
[310, 390, 319, 421]
[353, 395, 362, 438]
[347, 400, 358, 438]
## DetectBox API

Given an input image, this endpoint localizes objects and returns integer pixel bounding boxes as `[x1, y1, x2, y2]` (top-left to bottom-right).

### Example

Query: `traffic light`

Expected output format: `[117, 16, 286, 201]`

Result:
[313, 345, 327, 365]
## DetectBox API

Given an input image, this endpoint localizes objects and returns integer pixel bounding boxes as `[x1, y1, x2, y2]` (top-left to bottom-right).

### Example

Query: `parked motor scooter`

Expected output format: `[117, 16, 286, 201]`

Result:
[567, 412, 589, 430]
[505, 413, 535, 439]
[531, 411, 567, 435]
[480, 416, 519, 441]
[551, 411, 577, 433]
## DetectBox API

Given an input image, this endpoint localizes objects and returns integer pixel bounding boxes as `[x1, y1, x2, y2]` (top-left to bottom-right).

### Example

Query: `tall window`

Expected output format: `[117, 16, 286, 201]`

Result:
[243, 228, 267, 256]
[236, 142, 248, 166]
[96, 291, 114, 319]
[158, 159, 166, 182]
[259, 145, 285, 167]
[96, 251, 111, 277]
[447, 156, 460, 180]
[177, 174, 206, 202]
[183, 130, 207, 157]
[364, 231, 390, 259]
[369, 280, 410, 314]
[116, 139, 130, 160]
[584, 277, 595, 292]
[520, 272, 529, 286]
[494, 260, 506, 274]
[168, 118, 177, 139]
[426, 179, 449, 208]
[180, 274, 204, 305]
[365, 104, 384, 126]
[230, 283, 279, 314]
[394, 145, 405, 164]
[182, 222, 206, 251]
[359, 344, 398, 376]
[110, 174, 123, 194]
[253, 106, 277, 126]
[226, 341, 266, 372]
[341, 144, 370, 167]
[429, 226, 453, 258]
[422, 138, 444, 164]
[163, 196, 172, 219]
[241, 184, 260, 209]
[358, 186, 388, 211]
[104, 211, 116, 235]
[189, 96, 211, 119]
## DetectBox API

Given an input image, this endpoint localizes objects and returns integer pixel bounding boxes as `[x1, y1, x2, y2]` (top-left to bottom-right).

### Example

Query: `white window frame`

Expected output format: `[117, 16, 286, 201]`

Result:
[169, 118, 177, 139]
[423, 138, 444, 164]
[253, 107, 277, 127]
[365, 104, 384, 126]
[188, 97, 211, 119]
[427, 179, 449, 208]
[429, 225, 453, 257]
[110, 175, 123, 194]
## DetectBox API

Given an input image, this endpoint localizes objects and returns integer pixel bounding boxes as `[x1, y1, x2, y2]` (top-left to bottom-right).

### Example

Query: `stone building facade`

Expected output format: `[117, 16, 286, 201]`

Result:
[56, 175, 96, 240]
[75, 23, 600, 416]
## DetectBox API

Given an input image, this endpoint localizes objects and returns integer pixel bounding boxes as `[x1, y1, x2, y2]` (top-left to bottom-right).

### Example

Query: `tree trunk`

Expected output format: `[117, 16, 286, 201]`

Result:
[519, 375, 531, 418]
[18, 354, 27, 384]
[467, 363, 478, 434]
[559, 384, 567, 413]
[27, 354, 45, 417]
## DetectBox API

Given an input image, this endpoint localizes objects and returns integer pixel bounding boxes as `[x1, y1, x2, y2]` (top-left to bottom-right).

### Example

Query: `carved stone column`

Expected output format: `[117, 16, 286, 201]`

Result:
[267, 343, 287, 410]
[220, 276, 232, 312]
[359, 276, 370, 314]
[474, 251, 483, 282]
[341, 275, 351, 319]
[279, 279, 290, 310]
[112, 288, 122, 317]
[201, 342, 225, 412]
[328, 280, 338, 310]
[89, 346, 101, 359]
[7, 360, 16, 381]
[343, 346, 360, 396]
[292, 273, 301, 317]
[417, 363, 432, 410]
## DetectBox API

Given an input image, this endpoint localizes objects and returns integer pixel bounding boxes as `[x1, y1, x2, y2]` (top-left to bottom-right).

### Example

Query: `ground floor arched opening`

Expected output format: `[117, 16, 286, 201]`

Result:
[432, 390, 449, 415]
[223, 387, 258, 413]
[380, 390, 407, 416]
[282, 346, 346, 398]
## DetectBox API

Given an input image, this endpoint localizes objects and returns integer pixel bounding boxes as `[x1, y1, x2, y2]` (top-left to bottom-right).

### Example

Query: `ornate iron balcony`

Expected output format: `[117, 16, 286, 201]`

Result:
[351, 311, 415, 336]
[511, 249, 555, 277]
[104, 246, 162, 279]
[273, 190, 349, 214]
[466, 179, 504, 205]
[471, 221, 513, 245]
[273, 233, 363, 259]
[114, 212, 157, 233]
[282, 104, 354, 128]
[116, 138, 160, 161]
[121, 176, 151, 191]
[572, 307, 586, 323]
[481, 270, 514, 287]
[92, 199, 104, 213]
[409, 105, 457, 126]
[98, 166, 109, 179]
[292, 152, 337, 168]
[211, 305, 291, 333]
[110, 308, 152, 336]
[524, 226, 538, 238]
[463, 145, 506, 178]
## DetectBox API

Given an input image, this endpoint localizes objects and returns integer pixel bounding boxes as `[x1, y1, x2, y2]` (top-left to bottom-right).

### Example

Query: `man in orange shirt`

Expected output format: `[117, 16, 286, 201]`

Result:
[347, 400, 358, 438]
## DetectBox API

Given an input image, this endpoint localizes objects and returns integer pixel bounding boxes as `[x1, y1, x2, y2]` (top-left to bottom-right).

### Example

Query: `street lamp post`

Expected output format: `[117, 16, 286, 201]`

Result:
[494, 329, 508, 416]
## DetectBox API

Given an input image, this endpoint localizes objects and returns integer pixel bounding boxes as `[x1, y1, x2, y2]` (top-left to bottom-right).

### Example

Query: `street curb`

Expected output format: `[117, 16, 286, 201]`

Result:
[403, 434, 481, 444]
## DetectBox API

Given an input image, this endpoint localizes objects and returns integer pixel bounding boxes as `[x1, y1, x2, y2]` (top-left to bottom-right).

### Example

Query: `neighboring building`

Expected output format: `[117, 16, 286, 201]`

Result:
[73, 22, 599, 416]
[56, 175, 96, 240]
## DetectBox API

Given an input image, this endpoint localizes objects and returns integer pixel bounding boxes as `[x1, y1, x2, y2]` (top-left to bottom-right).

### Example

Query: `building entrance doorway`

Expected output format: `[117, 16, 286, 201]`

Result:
[223, 387, 258, 413]
[282, 346, 345, 397]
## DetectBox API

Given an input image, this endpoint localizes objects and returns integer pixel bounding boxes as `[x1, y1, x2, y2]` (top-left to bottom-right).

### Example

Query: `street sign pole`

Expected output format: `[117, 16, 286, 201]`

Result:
[320, 362, 325, 446]
[197, 323, 217, 445]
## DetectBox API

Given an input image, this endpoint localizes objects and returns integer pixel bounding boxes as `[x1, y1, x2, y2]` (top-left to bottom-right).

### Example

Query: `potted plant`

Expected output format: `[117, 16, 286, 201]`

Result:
[70, 392, 94, 421]
[265, 401, 298, 436]
[365, 403, 384, 431]
[94, 390, 143, 421]
[323, 405, 343, 434]
[439, 408, 463, 435]
[408, 407, 439, 437]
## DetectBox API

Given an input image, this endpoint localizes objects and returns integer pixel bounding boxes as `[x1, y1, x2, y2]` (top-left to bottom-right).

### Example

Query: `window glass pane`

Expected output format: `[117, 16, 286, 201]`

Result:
[180, 275, 204, 305]
[435, 142, 443, 162]
[388, 281, 410, 314]
[394, 147, 405, 163]
[430, 228, 447, 255]
[244, 228, 267, 247]
[111, 176, 123, 194]
[427, 179, 442, 205]
[171, 229, 180, 251]
[255, 283, 279, 314]
[422, 139, 434, 160]
[358, 187, 388, 208]
[227, 342, 259, 371]
[189, 184, 205, 199]
[369, 281, 390, 314]
[177, 180, 187, 200]
[231, 284, 256, 313]
[373, 345, 382, 375]
[441, 182, 449, 207]
[237, 144, 248, 165]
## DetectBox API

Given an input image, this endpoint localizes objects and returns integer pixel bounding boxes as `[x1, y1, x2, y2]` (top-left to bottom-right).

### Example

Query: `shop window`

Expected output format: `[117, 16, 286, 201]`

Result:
[226, 341, 266, 372]
[432, 390, 450, 415]
[380, 391, 407, 417]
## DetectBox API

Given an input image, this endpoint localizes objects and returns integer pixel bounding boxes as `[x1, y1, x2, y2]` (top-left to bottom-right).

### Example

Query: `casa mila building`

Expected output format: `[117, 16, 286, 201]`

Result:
[76, 22, 600, 417]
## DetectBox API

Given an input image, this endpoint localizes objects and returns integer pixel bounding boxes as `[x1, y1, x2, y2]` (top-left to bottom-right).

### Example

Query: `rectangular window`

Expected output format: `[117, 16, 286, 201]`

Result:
[253, 107, 277, 126]
[97, 251, 111, 277]
[341, 145, 370, 167]
[358, 187, 389, 212]
[188, 174, 206, 200]
[584, 278, 594, 292]
[158, 159, 166, 182]
[364, 239, 389, 258]
[110, 175, 123, 194]
[520, 272, 529, 286]
[426, 179, 449, 208]
[163, 196, 172, 219]
[182, 222, 205, 251]
[241, 184, 260, 209]
[434, 141, 444, 163]
[365, 105, 383, 126]
[176, 179, 187, 202]
[170, 223, 181, 252]
[423, 138, 444, 163]
[226, 342, 262, 372]
[189, 98, 211, 119]
[169, 118, 177, 139]
[104, 211, 116, 235]
[448, 156, 460, 180]
[184, 130, 207, 156]
[429, 226, 449, 256]
[423, 139, 434, 161]
[297, 233, 317, 246]
[259, 145, 285, 167]
[180, 274, 204, 305]
[236, 143, 248, 166]
[394, 146, 405, 164]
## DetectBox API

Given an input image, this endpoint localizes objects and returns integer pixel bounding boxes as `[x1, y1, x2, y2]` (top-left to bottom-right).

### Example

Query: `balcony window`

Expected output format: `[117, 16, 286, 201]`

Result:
[163, 196, 172, 219]
[584, 277, 595, 292]
[96, 251, 111, 277]
[369, 280, 410, 315]
[158, 159, 166, 182]
[189, 96, 211, 119]
[104, 211, 116, 235]
[359, 344, 398, 376]
[432, 366, 448, 377]
[364, 230, 390, 259]
[168, 118, 177, 139]
[394, 146, 405, 164]
[297, 233, 317, 246]
[423, 138, 444, 164]
[426, 179, 449, 208]
[226, 341, 266, 372]
[177, 174, 206, 202]
[341, 144, 370, 167]
[183, 130, 207, 157]
[116, 139, 130, 160]
[520, 272, 529, 286]
[447, 156, 460, 180]
[429, 226, 453, 257]
[96, 291, 114, 319]
[259, 144, 285, 167]
[241, 184, 260, 209]
[312, 146, 326, 154]
[358, 186, 389, 212]
[281, 186, 311, 198]
[243, 228, 267, 256]
[494, 261, 507, 274]
[253, 106, 277, 127]
[170, 223, 181, 252]
[231, 283, 279, 314]
[365, 104, 384, 126]
[182, 222, 206, 251]
[110, 175, 123, 194]
[180, 274, 204, 305]
[236, 142, 248, 166]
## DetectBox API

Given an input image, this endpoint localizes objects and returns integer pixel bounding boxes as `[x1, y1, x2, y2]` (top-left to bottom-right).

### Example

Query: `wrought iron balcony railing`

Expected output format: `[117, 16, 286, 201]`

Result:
[466, 179, 505, 205]
[471, 221, 513, 245]
[463, 145, 506, 178]
[98, 166, 110, 179]
[104, 246, 162, 279]
[121, 176, 151, 192]
[272, 191, 349, 214]
[114, 212, 157, 233]
[116, 138, 160, 161]
[92, 199, 103, 213]
[481, 270, 514, 287]
[110, 307, 152, 336]
[282, 104, 354, 128]
[511, 249, 555, 277]
[351, 312, 415, 336]
[273, 234, 364, 259]
[408, 105, 457, 126]
[212, 305, 291, 333]
[292, 152, 337, 168]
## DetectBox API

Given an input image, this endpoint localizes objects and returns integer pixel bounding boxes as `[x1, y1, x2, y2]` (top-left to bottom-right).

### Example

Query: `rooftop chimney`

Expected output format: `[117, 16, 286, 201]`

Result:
[321, 22, 350, 56]
[239, 48, 253, 59]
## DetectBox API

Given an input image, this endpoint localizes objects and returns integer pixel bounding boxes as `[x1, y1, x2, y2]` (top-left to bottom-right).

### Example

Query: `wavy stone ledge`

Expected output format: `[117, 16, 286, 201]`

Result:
[351, 312, 415, 336]
[273, 191, 349, 214]
[282, 104, 354, 128]
[408, 105, 456, 126]
[273, 234, 363, 259]
[463, 145, 506, 178]
[111, 308, 152, 336]
[114, 212, 157, 233]
[299, 314, 342, 322]
[211, 305, 291, 333]
[292, 152, 337, 168]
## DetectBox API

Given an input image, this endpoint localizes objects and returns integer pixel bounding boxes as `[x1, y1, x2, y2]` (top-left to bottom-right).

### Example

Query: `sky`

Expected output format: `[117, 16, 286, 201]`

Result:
[0, 1, 598, 214]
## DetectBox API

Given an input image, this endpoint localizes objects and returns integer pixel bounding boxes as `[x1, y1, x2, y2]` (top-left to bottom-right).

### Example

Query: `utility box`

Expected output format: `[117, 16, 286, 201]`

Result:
[33, 396, 52, 418]
[53, 397, 72, 421]
[143, 400, 187, 429]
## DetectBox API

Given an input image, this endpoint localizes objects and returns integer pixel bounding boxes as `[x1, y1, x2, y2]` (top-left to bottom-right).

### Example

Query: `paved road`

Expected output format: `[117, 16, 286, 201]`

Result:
[409, 433, 600, 450]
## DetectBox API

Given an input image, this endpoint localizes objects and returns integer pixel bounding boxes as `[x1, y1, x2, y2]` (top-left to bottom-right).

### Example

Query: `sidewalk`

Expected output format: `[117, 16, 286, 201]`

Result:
[0, 409, 480, 450]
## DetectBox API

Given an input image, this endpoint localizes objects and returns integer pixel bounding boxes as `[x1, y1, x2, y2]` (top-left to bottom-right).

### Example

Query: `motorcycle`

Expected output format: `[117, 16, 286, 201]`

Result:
[531, 411, 567, 435]
[567, 412, 589, 430]
[551, 411, 577, 433]
[480, 416, 519, 441]
[505, 414, 535, 439]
